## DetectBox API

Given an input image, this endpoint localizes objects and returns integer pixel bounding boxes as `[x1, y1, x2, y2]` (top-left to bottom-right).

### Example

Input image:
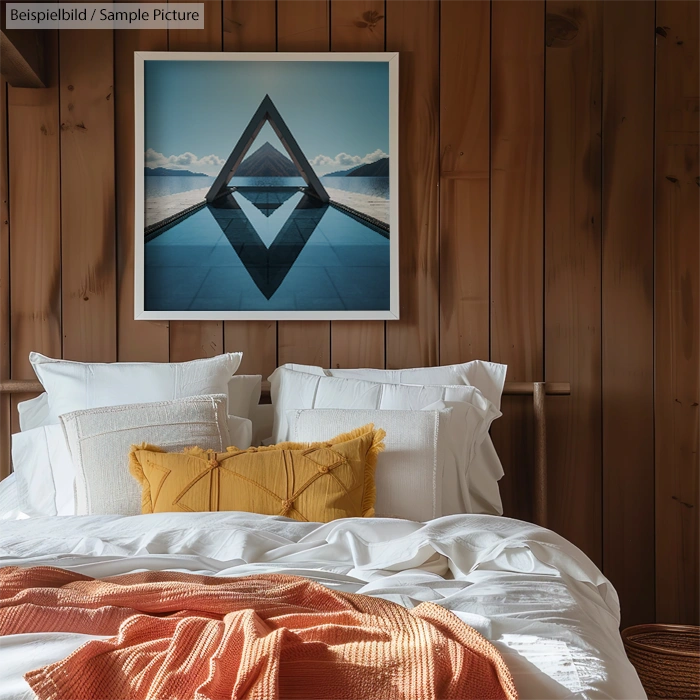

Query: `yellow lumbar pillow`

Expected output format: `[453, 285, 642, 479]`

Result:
[128, 424, 386, 523]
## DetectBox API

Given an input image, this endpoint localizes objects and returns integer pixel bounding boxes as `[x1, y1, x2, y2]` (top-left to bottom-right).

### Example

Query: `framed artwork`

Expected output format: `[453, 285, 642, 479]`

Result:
[134, 52, 399, 321]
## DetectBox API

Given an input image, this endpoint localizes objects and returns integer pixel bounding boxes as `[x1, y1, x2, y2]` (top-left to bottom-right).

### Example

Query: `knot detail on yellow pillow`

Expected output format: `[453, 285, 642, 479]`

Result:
[128, 424, 385, 523]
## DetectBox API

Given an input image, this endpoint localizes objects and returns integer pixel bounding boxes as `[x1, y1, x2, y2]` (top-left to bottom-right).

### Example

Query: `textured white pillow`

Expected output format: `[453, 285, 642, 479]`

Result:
[11, 425, 75, 517]
[288, 408, 454, 521]
[61, 395, 231, 516]
[30, 352, 242, 426]
[269, 368, 501, 514]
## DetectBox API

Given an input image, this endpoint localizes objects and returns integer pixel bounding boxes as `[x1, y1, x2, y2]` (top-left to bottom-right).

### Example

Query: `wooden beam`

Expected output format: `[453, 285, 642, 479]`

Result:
[0, 21, 45, 88]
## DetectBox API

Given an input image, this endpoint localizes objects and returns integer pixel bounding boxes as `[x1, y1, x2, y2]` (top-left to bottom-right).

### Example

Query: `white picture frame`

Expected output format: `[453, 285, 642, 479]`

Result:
[134, 51, 399, 321]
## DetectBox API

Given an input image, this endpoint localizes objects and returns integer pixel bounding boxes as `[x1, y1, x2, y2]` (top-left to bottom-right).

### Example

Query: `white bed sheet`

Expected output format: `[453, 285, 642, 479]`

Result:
[0, 512, 645, 699]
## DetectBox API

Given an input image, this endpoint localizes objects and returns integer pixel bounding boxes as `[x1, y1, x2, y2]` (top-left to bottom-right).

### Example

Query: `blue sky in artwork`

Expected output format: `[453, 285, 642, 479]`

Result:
[144, 60, 389, 176]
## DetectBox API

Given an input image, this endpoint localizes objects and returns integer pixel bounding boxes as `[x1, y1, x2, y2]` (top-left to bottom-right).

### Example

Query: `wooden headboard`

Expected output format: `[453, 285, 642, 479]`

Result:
[0, 379, 570, 527]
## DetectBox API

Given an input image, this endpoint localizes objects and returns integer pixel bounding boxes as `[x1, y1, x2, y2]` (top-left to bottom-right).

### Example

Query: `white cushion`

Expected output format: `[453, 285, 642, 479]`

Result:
[17, 393, 49, 432]
[61, 395, 231, 516]
[269, 362, 507, 515]
[29, 351, 242, 426]
[269, 368, 500, 515]
[11, 425, 75, 517]
[288, 408, 458, 521]
[275, 360, 507, 409]
[18, 374, 255, 453]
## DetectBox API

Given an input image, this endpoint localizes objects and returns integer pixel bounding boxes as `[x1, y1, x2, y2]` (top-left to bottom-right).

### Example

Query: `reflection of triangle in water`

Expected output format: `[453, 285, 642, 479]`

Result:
[207, 194, 328, 300]
[206, 95, 329, 204]
[237, 188, 297, 217]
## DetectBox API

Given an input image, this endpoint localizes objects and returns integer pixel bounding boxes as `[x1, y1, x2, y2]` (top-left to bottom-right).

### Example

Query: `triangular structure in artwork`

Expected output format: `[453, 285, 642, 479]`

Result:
[206, 95, 330, 204]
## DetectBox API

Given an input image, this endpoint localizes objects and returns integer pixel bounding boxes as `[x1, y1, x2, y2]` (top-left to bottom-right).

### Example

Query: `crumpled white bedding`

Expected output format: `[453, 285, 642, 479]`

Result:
[0, 511, 646, 700]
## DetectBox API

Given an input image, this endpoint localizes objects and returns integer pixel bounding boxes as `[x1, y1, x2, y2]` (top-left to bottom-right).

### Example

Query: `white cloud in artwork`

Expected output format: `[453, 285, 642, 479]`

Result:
[310, 149, 388, 174]
[145, 148, 225, 175]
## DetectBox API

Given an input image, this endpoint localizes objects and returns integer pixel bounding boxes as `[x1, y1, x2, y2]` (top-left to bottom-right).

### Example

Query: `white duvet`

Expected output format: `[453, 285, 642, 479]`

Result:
[0, 511, 645, 699]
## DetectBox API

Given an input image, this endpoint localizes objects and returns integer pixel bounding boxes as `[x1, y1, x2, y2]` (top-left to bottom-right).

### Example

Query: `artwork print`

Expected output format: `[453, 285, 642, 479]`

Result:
[135, 53, 399, 320]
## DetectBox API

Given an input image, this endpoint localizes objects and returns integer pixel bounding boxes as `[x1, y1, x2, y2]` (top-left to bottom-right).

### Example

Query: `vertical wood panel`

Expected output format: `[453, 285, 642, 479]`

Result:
[490, 0, 545, 521]
[8, 31, 61, 426]
[329, 0, 386, 370]
[222, 0, 278, 378]
[276, 0, 331, 368]
[439, 0, 490, 364]
[277, 0, 329, 52]
[654, 0, 700, 625]
[168, 0, 224, 362]
[224, 0, 276, 51]
[0, 77, 10, 477]
[60, 30, 117, 361]
[385, 0, 439, 369]
[115, 25, 169, 362]
[544, 2, 602, 565]
[602, 0, 655, 628]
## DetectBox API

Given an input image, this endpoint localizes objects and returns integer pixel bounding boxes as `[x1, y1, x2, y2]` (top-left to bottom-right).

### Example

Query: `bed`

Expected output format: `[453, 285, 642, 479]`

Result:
[0, 361, 646, 699]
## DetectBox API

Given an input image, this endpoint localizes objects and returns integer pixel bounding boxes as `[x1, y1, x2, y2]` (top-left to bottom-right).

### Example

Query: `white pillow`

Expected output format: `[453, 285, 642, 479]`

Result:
[269, 362, 507, 514]
[61, 395, 231, 516]
[29, 351, 243, 426]
[17, 392, 49, 432]
[19, 369, 256, 436]
[11, 425, 75, 517]
[288, 408, 461, 521]
[269, 368, 501, 514]
[274, 360, 507, 409]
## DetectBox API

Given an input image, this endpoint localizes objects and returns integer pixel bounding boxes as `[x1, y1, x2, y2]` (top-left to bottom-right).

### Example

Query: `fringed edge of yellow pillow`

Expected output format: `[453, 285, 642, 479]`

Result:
[128, 442, 167, 514]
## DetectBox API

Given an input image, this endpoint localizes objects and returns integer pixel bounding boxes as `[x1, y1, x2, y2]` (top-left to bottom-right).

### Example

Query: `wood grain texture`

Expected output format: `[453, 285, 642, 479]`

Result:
[544, 2, 602, 565]
[168, 0, 224, 362]
[59, 29, 116, 362]
[276, 0, 331, 368]
[8, 30, 61, 426]
[654, 0, 699, 626]
[439, 0, 490, 364]
[385, 0, 439, 369]
[115, 25, 169, 362]
[277, 0, 329, 52]
[168, 0, 223, 51]
[0, 77, 9, 477]
[224, 0, 276, 50]
[329, 0, 385, 370]
[490, 0, 545, 522]
[222, 0, 278, 378]
[602, 0, 655, 629]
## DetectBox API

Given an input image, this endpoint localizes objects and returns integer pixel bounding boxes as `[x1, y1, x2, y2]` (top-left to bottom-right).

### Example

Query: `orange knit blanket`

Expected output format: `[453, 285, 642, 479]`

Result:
[0, 566, 518, 700]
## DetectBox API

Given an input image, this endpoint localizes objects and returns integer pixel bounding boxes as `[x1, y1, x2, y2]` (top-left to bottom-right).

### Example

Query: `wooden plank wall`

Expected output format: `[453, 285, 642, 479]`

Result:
[0, 0, 698, 629]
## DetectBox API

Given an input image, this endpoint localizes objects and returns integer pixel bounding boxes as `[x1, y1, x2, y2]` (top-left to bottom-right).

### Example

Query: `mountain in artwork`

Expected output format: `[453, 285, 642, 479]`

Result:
[145, 166, 209, 177]
[235, 142, 299, 178]
[324, 163, 365, 177]
[346, 157, 389, 177]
